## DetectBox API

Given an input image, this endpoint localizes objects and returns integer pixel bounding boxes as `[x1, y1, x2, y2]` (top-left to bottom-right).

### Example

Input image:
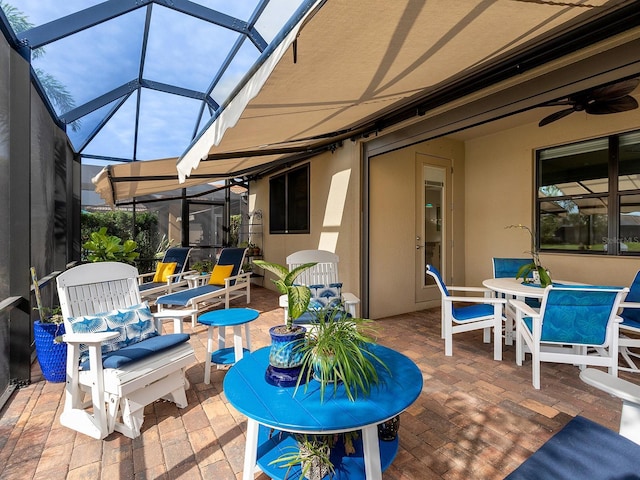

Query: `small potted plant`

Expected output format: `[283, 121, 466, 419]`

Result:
[191, 259, 214, 274]
[247, 242, 258, 256]
[505, 224, 552, 287]
[295, 306, 390, 402]
[269, 430, 360, 480]
[270, 434, 335, 480]
[252, 259, 317, 386]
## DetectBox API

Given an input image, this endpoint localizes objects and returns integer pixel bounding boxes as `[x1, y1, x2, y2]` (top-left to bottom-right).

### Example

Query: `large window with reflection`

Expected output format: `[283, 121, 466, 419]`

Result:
[269, 164, 310, 234]
[536, 130, 640, 255]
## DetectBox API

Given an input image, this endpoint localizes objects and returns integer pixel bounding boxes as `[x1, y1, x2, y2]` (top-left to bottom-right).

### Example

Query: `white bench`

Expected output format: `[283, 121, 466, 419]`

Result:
[57, 262, 195, 440]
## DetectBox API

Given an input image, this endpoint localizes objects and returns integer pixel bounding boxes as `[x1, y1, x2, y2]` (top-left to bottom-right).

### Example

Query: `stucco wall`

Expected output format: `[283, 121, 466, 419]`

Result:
[465, 109, 640, 288]
[252, 143, 361, 301]
[368, 137, 465, 319]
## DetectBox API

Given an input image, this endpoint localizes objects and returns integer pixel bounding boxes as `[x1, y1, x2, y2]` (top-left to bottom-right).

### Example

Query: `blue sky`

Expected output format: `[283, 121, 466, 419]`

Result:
[5, 0, 304, 164]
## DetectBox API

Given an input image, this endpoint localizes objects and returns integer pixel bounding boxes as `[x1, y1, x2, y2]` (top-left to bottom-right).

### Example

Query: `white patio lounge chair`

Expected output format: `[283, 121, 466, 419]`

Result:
[56, 262, 195, 440]
[137, 247, 194, 299]
[155, 247, 250, 327]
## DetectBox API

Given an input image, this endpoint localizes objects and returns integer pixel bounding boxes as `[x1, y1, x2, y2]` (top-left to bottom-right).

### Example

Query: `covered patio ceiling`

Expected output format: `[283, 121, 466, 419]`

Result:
[5, 1, 640, 205]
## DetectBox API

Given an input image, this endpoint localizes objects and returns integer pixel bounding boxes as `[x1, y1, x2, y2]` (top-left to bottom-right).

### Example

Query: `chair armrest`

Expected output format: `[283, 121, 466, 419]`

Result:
[580, 368, 640, 406]
[224, 272, 251, 286]
[166, 270, 195, 283]
[62, 331, 119, 345]
[509, 299, 539, 318]
[137, 272, 155, 283]
[342, 292, 360, 305]
[446, 295, 506, 304]
[621, 301, 640, 309]
[447, 285, 493, 294]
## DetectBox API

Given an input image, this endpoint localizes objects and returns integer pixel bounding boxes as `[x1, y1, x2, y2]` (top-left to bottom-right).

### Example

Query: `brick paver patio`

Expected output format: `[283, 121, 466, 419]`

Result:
[0, 285, 631, 479]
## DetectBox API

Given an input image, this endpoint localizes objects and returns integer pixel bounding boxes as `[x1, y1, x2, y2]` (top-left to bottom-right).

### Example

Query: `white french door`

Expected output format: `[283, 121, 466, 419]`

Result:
[415, 154, 451, 303]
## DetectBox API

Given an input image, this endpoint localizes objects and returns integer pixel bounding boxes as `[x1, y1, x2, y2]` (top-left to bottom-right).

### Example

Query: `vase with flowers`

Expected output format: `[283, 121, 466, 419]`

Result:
[505, 224, 552, 287]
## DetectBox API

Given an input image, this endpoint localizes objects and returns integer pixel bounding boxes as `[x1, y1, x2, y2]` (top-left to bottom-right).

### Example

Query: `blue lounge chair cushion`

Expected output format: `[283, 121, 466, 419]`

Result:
[80, 333, 190, 370]
[505, 415, 640, 479]
[139, 281, 165, 292]
[156, 285, 223, 307]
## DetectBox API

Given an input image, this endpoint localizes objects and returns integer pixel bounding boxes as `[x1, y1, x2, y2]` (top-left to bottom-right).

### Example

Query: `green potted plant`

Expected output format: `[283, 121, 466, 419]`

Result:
[82, 227, 139, 264]
[252, 259, 317, 386]
[269, 427, 361, 479]
[269, 434, 335, 480]
[295, 306, 390, 402]
[505, 224, 552, 287]
[191, 259, 215, 274]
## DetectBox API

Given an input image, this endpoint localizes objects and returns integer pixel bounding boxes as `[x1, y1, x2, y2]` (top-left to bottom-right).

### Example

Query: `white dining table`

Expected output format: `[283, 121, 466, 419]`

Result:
[482, 277, 583, 344]
[482, 277, 583, 299]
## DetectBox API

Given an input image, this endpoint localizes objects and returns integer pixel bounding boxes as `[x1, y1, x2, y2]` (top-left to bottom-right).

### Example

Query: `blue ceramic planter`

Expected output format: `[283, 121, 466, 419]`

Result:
[34, 321, 66, 383]
[265, 325, 306, 387]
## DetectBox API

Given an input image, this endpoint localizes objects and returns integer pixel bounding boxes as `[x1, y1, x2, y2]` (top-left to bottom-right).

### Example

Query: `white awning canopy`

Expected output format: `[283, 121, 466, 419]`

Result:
[93, 0, 640, 204]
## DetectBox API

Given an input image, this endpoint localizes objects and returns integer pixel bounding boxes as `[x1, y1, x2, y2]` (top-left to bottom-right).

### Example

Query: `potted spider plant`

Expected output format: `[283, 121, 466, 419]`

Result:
[269, 434, 335, 480]
[252, 259, 317, 386]
[295, 305, 390, 403]
[269, 431, 360, 480]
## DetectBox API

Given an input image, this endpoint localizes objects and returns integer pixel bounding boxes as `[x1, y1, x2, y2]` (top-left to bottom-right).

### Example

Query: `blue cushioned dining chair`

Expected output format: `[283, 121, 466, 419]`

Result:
[510, 285, 628, 389]
[619, 270, 640, 372]
[492, 257, 534, 279]
[426, 265, 506, 361]
[492, 257, 540, 346]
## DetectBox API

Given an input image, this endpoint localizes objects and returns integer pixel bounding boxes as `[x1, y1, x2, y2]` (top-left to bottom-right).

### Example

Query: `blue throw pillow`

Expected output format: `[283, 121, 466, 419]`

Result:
[69, 302, 159, 369]
[308, 283, 343, 310]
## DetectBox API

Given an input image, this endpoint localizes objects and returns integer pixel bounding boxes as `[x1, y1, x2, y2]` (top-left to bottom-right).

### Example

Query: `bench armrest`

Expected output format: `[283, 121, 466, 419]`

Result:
[62, 331, 119, 345]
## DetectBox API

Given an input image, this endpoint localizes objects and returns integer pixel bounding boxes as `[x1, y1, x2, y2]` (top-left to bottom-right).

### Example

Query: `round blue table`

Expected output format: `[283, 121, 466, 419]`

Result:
[223, 344, 423, 480]
[198, 307, 260, 384]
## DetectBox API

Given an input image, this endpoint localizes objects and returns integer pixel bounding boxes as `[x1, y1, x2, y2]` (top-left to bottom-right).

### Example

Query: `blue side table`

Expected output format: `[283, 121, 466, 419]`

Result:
[198, 307, 260, 384]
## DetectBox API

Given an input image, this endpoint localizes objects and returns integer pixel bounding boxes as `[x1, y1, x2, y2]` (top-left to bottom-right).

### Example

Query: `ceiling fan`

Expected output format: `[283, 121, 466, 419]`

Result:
[538, 78, 639, 127]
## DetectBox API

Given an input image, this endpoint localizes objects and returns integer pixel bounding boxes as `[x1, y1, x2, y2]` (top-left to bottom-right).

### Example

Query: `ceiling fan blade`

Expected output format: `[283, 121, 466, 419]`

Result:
[585, 96, 639, 115]
[538, 108, 575, 127]
[589, 78, 640, 101]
